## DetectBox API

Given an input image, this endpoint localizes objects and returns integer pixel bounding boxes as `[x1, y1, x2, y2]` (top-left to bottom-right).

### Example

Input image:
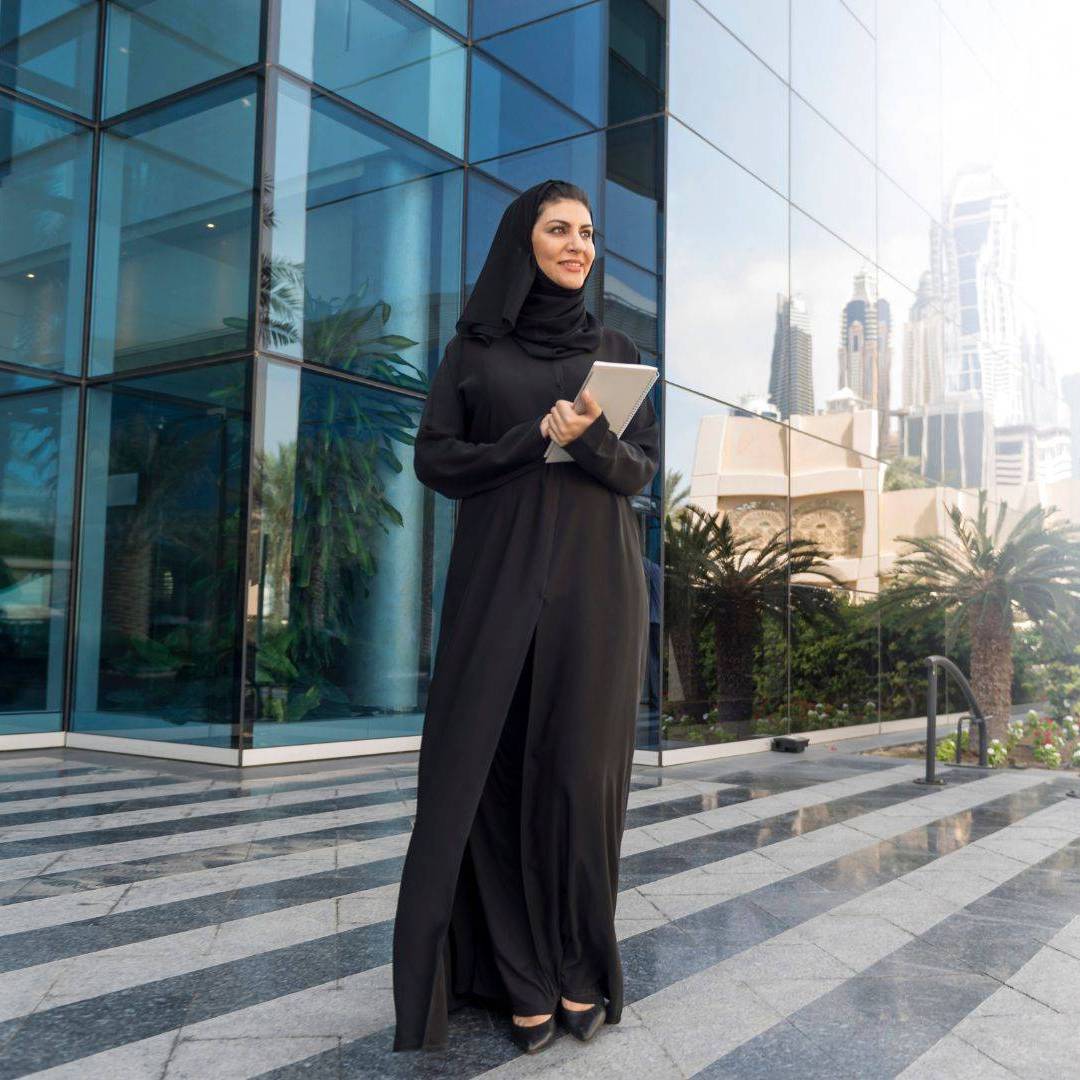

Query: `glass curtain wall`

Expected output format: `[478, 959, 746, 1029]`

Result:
[661, 0, 1054, 759]
[0, 0, 667, 759]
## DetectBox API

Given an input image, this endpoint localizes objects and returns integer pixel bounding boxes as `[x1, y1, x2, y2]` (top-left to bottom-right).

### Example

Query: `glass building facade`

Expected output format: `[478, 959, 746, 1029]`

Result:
[0, 1, 1065, 765]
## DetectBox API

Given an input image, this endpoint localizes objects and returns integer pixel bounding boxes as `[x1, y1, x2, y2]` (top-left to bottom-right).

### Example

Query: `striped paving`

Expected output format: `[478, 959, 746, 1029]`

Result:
[0, 751, 1075, 1078]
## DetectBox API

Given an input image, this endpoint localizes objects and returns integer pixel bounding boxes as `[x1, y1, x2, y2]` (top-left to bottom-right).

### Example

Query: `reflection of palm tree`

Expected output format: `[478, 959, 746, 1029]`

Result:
[698, 513, 840, 733]
[663, 467, 690, 519]
[883, 490, 1080, 739]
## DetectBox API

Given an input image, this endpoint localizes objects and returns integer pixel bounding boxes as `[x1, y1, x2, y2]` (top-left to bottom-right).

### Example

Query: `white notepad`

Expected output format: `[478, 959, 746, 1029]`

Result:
[545, 360, 659, 463]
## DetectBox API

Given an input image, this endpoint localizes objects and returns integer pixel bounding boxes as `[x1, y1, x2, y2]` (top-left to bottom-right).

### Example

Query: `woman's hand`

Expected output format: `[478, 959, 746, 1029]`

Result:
[542, 389, 602, 446]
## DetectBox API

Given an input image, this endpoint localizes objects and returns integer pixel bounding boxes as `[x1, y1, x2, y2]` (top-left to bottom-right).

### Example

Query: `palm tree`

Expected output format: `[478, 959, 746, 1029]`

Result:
[664, 503, 840, 734]
[698, 513, 841, 734]
[883, 490, 1080, 739]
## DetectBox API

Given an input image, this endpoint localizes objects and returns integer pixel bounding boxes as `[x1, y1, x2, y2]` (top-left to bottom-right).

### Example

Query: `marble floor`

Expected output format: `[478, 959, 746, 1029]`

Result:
[1, 744, 1079, 1078]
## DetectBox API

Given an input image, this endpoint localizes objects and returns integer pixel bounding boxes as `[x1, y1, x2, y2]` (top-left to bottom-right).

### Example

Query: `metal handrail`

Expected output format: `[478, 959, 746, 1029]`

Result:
[916, 655, 989, 785]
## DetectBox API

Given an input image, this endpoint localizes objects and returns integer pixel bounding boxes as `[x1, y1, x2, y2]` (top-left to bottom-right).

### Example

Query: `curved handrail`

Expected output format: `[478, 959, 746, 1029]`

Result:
[917, 655, 989, 784]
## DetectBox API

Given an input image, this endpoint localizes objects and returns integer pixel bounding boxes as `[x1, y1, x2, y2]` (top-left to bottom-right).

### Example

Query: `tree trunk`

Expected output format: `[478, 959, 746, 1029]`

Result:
[713, 598, 761, 738]
[969, 602, 1014, 742]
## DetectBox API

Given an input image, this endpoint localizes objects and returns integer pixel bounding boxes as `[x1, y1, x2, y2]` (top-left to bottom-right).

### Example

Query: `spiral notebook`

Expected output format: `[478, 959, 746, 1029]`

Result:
[545, 360, 659, 463]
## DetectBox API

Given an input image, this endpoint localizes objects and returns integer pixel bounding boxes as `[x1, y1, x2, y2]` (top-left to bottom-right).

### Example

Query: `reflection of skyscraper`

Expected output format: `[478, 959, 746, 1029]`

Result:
[768, 293, 813, 419]
[902, 271, 944, 409]
[939, 170, 1023, 426]
[837, 270, 891, 416]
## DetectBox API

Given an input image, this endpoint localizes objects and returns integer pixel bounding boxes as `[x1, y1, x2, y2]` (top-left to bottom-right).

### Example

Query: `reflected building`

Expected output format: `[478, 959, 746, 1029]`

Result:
[768, 293, 813, 419]
[837, 270, 893, 456]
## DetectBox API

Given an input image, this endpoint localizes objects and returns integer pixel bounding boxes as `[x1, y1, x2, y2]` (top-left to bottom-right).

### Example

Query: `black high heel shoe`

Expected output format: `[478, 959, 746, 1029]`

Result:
[557, 999, 606, 1042]
[510, 1013, 556, 1054]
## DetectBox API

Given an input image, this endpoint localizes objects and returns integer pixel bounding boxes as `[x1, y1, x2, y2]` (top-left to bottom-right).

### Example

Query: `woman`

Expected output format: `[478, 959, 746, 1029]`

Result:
[392, 178, 660, 1055]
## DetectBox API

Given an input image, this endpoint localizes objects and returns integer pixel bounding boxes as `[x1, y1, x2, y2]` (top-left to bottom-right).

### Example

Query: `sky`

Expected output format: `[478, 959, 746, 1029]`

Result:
[993, 0, 1080, 375]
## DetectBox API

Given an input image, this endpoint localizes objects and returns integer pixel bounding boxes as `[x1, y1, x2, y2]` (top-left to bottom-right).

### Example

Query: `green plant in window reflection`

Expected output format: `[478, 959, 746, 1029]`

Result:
[102, 384, 245, 724]
[664, 503, 840, 741]
[881, 489, 1080, 742]
[248, 375, 424, 725]
[227, 256, 426, 391]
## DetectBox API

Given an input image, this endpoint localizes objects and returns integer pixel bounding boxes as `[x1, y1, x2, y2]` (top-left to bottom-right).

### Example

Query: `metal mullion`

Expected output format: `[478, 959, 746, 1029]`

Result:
[271, 66, 464, 170]
[0, 359, 80, 385]
[256, 348, 428, 405]
[85, 349, 257, 386]
[100, 62, 264, 130]
[236, 0, 277, 763]
[0, 85, 93, 128]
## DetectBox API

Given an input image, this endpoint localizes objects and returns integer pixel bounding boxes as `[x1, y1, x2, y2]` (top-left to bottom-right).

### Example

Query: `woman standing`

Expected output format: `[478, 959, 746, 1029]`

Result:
[392, 178, 660, 1055]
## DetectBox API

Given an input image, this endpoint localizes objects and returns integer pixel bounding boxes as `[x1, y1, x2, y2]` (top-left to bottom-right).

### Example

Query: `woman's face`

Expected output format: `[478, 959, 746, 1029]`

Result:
[530, 198, 595, 289]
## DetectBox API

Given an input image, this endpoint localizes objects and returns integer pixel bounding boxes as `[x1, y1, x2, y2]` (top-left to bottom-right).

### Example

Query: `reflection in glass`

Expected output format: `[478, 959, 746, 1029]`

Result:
[73, 361, 249, 747]
[0, 95, 92, 376]
[104, 0, 261, 117]
[698, 0, 788, 79]
[248, 363, 441, 747]
[279, 0, 466, 158]
[670, 0, 787, 195]
[878, 172, 936, 293]
[606, 118, 663, 271]
[665, 119, 786, 413]
[789, 587, 879, 735]
[789, 425, 880, 595]
[91, 77, 258, 375]
[791, 0, 874, 159]
[0, 382, 78, 735]
[790, 209, 892, 450]
[662, 386, 791, 745]
[608, 0, 665, 125]
[603, 252, 658, 356]
[266, 75, 462, 384]
[877, 0, 941, 217]
[0, 0, 98, 116]
[791, 94, 875, 260]
[478, 3, 604, 128]
[472, 0, 583, 40]
[468, 50, 594, 162]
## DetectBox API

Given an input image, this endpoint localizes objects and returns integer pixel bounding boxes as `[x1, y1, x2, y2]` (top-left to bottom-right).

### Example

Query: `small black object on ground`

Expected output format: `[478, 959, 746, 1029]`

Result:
[771, 735, 809, 753]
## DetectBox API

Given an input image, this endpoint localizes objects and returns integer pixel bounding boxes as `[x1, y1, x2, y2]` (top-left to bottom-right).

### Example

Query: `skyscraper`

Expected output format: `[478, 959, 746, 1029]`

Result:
[768, 292, 814, 419]
[837, 270, 892, 452]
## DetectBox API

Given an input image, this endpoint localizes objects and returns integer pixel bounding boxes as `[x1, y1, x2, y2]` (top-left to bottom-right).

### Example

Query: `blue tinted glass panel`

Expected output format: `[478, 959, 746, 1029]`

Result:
[410, 0, 467, 34]
[103, 0, 261, 117]
[91, 77, 258, 376]
[72, 360, 249, 747]
[609, 0, 665, 124]
[0, 95, 91, 376]
[0, 0, 98, 116]
[249, 363, 447, 747]
[469, 51, 592, 161]
[478, 3, 605, 128]
[473, 0, 581, 38]
[606, 119, 662, 272]
[279, 0, 466, 158]
[670, 0, 787, 194]
[267, 75, 463, 383]
[0, 384, 78, 735]
[604, 251, 658, 355]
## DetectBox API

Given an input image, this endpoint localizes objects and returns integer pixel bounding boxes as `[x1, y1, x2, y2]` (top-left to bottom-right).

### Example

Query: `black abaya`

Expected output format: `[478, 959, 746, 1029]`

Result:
[391, 324, 659, 1050]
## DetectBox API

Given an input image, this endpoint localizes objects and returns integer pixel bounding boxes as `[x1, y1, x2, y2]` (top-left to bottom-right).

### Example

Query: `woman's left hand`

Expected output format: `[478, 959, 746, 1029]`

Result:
[542, 389, 603, 446]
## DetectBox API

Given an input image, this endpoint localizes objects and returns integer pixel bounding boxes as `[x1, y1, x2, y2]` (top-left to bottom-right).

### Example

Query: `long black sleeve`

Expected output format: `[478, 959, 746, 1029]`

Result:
[413, 341, 550, 499]
[562, 385, 660, 496]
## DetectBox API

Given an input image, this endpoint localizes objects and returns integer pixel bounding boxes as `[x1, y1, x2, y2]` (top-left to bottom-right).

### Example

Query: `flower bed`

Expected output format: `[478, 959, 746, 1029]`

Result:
[876, 708, 1080, 771]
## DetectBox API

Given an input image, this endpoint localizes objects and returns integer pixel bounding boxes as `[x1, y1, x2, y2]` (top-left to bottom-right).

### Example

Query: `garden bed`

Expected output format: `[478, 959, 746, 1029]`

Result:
[871, 709, 1080, 771]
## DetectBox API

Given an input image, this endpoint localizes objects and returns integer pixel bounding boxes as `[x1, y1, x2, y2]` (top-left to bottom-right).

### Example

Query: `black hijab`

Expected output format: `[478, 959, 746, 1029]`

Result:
[456, 178, 603, 360]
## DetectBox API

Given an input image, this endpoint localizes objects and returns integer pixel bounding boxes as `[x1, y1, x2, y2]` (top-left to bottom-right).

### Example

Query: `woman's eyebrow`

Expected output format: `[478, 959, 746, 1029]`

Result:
[546, 219, 593, 229]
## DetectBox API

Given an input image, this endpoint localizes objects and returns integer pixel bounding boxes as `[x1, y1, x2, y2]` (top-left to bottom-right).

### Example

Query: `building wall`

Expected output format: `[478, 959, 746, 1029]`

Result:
[0, 1, 1069, 764]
